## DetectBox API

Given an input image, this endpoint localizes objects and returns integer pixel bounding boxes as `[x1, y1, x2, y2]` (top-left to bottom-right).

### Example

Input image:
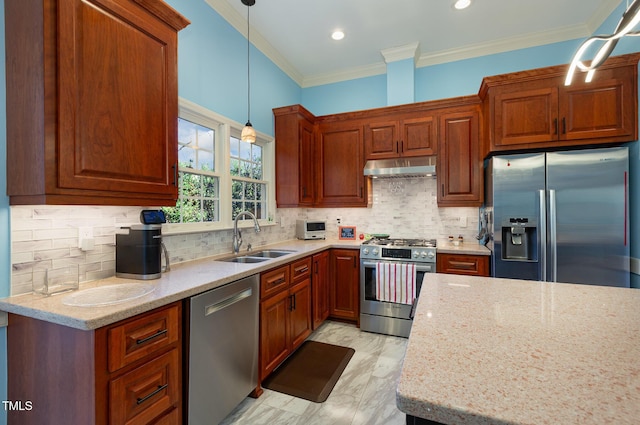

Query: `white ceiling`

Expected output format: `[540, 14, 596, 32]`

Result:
[205, 0, 624, 88]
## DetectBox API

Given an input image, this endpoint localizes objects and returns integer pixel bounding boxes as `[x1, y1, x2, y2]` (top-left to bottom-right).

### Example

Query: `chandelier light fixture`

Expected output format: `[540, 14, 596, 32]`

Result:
[241, 0, 257, 143]
[565, 0, 640, 86]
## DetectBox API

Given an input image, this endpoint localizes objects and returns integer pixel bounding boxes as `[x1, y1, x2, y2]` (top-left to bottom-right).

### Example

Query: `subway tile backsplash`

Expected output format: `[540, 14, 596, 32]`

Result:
[9, 177, 480, 295]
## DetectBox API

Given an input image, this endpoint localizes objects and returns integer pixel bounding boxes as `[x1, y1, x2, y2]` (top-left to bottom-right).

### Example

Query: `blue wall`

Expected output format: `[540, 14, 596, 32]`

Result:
[0, 1, 639, 421]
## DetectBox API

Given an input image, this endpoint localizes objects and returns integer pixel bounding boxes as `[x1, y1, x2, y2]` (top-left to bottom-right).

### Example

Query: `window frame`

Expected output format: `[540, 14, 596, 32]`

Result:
[162, 98, 275, 235]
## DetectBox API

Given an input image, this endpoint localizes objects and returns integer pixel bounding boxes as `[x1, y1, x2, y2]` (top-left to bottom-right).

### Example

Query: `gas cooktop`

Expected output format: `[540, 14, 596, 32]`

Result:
[362, 237, 437, 248]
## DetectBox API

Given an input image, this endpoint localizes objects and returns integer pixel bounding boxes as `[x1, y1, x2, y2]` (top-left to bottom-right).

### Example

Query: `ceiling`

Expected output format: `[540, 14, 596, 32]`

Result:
[205, 0, 624, 88]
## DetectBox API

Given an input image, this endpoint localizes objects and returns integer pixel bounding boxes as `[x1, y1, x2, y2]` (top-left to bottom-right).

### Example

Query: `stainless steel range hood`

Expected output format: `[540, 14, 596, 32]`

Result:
[363, 156, 436, 178]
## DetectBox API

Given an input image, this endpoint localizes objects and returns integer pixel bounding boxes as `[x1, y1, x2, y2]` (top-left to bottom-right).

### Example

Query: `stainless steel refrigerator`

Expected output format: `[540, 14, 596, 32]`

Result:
[484, 146, 629, 287]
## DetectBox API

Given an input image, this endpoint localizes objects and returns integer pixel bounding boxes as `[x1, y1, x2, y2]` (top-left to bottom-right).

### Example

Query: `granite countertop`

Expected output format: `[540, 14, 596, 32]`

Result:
[436, 239, 491, 255]
[396, 273, 640, 425]
[0, 239, 360, 330]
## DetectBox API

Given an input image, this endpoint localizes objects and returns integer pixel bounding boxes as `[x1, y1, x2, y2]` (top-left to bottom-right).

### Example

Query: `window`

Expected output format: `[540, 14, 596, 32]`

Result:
[230, 136, 267, 221]
[162, 99, 274, 233]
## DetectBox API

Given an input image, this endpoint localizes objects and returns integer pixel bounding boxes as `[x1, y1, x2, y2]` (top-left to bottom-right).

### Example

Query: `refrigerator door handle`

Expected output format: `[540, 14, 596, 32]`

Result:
[539, 190, 547, 281]
[549, 189, 558, 282]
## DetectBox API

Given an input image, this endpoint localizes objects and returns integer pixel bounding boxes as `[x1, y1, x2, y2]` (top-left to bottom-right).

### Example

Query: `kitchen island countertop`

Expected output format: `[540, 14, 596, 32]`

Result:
[397, 273, 640, 425]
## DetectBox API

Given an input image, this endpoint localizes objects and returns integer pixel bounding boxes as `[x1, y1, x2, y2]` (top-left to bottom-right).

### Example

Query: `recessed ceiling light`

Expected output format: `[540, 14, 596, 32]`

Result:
[454, 0, 471, 10]
[331, 30, 345, 41]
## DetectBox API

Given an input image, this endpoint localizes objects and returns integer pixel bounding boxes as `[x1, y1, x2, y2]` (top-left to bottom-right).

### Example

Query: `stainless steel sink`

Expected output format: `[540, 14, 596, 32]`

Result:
[250, 249, 295, 258]
[219, 256, 269, 263]
[217, 249, 296, 263]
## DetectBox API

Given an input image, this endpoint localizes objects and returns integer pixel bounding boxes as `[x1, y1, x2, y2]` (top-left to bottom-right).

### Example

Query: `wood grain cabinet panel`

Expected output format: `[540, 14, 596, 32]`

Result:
[259, 258, 313, 382]
[437, 106, 483, 207]
[364, 114, 437, 160]
[481, 54, 639, 153]
[7, 302, 182, 425]
[312, 251, 330, 330]
[329, 249, 360, 322]
[5, 0, 189, 205]
[436, 253, 490, 277]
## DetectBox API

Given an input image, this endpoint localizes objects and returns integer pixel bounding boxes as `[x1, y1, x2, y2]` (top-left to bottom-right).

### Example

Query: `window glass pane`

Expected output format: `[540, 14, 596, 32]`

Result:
[198, 126, 214, 152]
[181, 172, 201, 197]
[230, 137, 240, 158]
[179, 146, 196, 169]
[198, 150, 214, 172]
[240, 140, 251, 160]
[203, 200, 218, 222]
[202, 175, 218, 198]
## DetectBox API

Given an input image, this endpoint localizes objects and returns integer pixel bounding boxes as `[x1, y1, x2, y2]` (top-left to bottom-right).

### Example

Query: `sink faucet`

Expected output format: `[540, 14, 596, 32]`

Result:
[233, 211, 261, 254]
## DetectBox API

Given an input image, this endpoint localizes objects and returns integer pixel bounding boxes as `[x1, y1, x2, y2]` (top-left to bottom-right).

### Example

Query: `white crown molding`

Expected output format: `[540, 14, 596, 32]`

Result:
[204, 0, 303, 85]
[301, 63, 387, 88]
[205, 0, 623, 89]
[381, 42, 420, 64]
[416, 23, 591, 68]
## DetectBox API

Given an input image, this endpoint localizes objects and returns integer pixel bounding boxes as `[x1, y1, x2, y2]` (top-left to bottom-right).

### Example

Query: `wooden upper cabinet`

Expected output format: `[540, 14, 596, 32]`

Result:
[364, 114, 436, 160]
[437, 105, 483, 207]
[5, 0, 190, 205]
[481, 54, 639, 152]
[274, 105, 317, 207]
[316, 120, 370, 207]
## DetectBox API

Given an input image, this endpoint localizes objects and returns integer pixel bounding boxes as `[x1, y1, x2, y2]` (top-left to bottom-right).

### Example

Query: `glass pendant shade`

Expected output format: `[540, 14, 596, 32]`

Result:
[241, 122, 256, 143]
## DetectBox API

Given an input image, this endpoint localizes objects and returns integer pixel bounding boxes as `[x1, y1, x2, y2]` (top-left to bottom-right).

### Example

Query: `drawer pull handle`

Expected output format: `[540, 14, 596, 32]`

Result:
[296, 266, 309, 274]
[136, 329, 168, 345]
[271, 277, 286, 286]
[450, 261, 476, 270]
[136, 384, 168, 405]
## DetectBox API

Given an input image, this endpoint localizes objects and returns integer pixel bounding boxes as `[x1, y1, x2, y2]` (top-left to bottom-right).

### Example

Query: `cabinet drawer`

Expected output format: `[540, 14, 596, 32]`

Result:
[290, 257, 312, 283]
[108, 304, 180, 372]
[261, 265, 290, 300]
[436, 254, 490, 276]
[109, 349, 180, 425]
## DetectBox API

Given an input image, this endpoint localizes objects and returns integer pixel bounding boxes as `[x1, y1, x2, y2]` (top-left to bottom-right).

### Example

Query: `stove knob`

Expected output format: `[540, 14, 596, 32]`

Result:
[363, 248, 369, 255]
[413, 252, 419, 258]
[427, 251, 435, 259]
[420, 251, 428, 258]
[372, 248, 379, 255]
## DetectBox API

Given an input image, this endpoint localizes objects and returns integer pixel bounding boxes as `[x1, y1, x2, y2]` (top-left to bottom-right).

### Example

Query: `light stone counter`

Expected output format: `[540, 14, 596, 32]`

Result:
[0, 239, 361, 330]
[436, 239, 491, 256]
[397, 273, 640, 425]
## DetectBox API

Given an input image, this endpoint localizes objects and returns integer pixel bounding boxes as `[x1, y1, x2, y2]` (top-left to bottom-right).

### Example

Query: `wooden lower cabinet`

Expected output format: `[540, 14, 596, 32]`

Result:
[329, 249, 360, 322]
[259, 257, 313, 382]
[312, 250, 330, 329]
[436, 253, 490, 276]
[7, 302, 182, 425]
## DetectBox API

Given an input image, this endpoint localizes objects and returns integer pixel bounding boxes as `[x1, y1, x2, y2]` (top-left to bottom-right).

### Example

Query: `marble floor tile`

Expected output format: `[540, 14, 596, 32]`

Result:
[219, 321, 408, 425]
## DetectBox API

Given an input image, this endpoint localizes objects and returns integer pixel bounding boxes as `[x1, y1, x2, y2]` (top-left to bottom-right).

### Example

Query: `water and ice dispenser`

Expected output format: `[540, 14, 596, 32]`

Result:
[501, 218, 537, 261]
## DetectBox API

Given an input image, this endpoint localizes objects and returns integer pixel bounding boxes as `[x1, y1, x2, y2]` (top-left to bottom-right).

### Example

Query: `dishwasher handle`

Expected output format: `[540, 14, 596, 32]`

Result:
[204, 287, 253, 317]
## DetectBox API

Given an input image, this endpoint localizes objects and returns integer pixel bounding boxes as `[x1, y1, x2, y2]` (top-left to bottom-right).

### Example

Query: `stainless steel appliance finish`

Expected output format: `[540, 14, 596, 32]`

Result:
[363, 156, 436, 178]
[360, 238, 436, 338]
[187, 275, 259, 425]
[485, 146, 629, 287]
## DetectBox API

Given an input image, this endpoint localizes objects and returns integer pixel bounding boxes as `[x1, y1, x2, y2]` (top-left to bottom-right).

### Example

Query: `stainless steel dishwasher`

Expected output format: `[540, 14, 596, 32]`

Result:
[187, 274, 259, 425]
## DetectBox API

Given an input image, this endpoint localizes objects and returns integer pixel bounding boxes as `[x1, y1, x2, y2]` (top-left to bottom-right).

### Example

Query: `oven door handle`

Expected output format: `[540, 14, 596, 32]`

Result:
[361, 261, 434, 273]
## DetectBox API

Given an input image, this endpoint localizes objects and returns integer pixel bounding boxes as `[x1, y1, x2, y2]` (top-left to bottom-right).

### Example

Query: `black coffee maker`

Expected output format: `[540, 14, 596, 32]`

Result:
[116, 210, 169, 280]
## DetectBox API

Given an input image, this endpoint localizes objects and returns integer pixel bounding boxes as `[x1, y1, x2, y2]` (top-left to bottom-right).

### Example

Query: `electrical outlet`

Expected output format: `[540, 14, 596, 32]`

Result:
[78, 227, 94, 250]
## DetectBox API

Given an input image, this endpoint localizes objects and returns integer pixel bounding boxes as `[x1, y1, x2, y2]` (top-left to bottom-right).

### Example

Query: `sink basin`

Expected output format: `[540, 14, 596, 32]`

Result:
[219, 256, 270, 263]
[62, 283, 156, 307]
[251, 250, 296, 258]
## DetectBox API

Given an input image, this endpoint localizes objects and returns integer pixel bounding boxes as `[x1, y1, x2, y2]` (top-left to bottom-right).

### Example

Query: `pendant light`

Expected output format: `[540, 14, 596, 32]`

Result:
[565, 0, 640, 86]
[241, 0, 257, 143]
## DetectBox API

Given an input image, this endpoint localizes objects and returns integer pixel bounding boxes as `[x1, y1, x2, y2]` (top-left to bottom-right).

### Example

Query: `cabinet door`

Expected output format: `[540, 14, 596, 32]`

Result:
[312, 251, 330, 330]
[329, 249, 360, 322]
[492, 85, 558, 147]
[364, 120, 399, 160]
[260, 290, 290, 379]
[289, 279, 312, 351]
[400, 116, 437, 157]
[57, 0, 181, 200]
[437, 107, 482, 207]
[559, 70, 636, 141]
[316, 122, 369, 207]
[299, 119, 316, 205]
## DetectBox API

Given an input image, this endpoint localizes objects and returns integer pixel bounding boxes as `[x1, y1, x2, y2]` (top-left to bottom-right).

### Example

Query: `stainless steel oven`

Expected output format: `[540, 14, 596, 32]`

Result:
[360, 238, 436, 338]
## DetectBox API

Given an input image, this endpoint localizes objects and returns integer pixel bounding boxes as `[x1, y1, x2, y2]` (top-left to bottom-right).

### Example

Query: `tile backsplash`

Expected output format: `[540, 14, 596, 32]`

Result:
[9, 177, 480, 295]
